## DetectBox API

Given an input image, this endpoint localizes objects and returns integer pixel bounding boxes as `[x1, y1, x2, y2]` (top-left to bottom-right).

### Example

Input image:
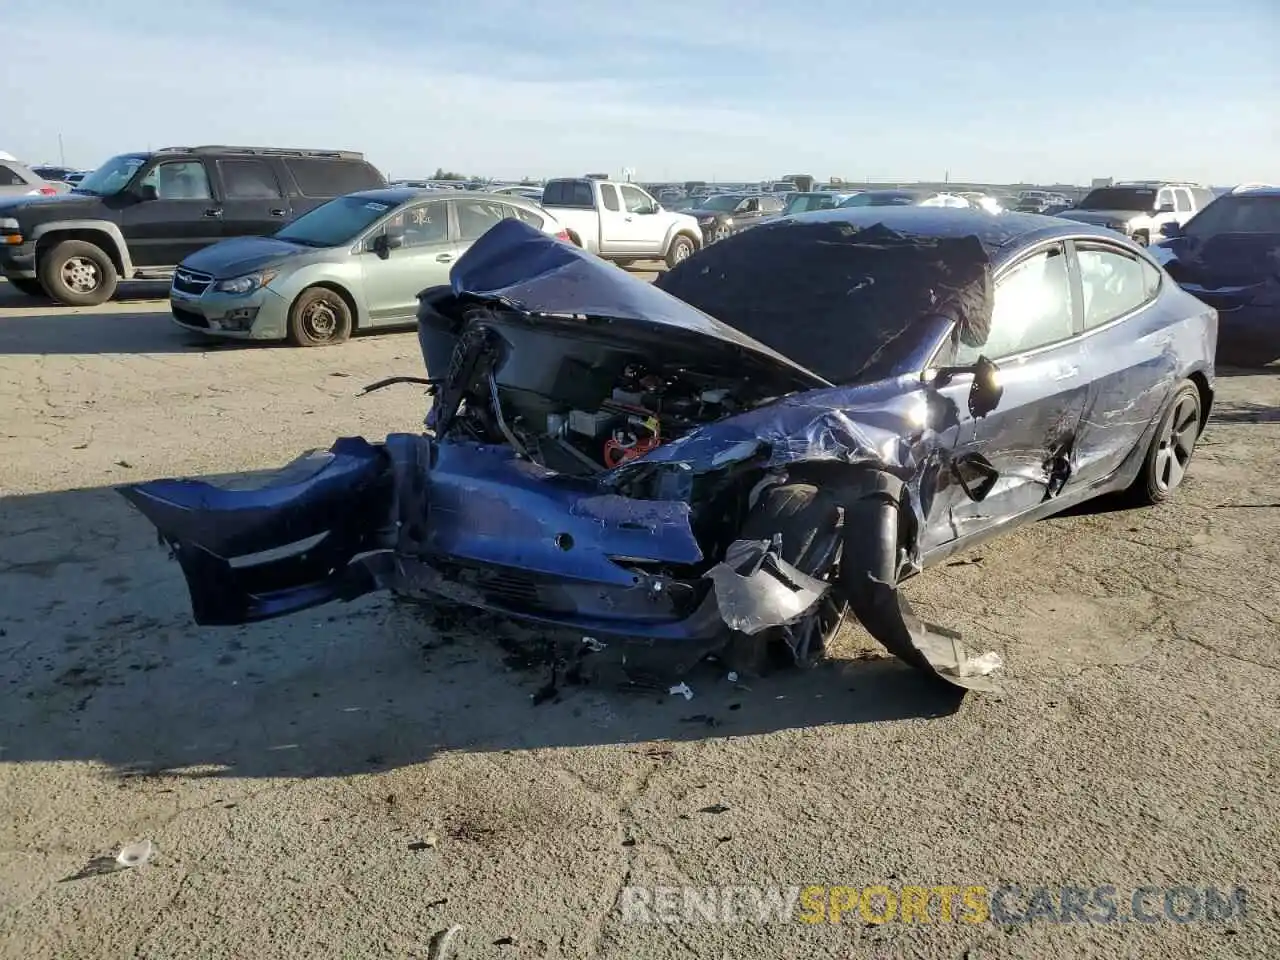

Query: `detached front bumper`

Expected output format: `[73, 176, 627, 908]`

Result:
[169, 285, 290, 339]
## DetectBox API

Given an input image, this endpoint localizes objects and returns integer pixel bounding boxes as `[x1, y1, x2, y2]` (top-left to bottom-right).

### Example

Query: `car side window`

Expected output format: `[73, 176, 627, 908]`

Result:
[218, 159, 282, 200]
[1173, 188, 1192, 213]
[1076, 243, 1158, 328]
[454, 199, 507, 242]
[0, 164, 26, 186]
[955, 245, 1074, 363]
[511, 206, 545, 229]
[388, 201, 448, 247]
[619, 185, 651, 214]
[1155, 188, 1174, 211]
[140, 161, 212, 200]
[600, 185, 621, 212]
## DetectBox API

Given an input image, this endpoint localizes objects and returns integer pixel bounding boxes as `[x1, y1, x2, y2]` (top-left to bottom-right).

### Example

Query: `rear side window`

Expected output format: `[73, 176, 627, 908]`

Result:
[285, 158, 384, 197]
[600, 184, 620, 211]
[218, 159, 282, 199]
[1173, 188, 1192, 213]
[509, 205, 545, 229]
[542, 180, 595, 208]
[1076, 244, 1159, 329]
[0, 164, 28, 186]
[455, 199, 509, 241]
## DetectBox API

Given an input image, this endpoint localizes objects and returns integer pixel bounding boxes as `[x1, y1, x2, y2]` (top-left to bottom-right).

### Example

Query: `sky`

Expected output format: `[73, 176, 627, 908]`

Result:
[2, 0, 1276, 185]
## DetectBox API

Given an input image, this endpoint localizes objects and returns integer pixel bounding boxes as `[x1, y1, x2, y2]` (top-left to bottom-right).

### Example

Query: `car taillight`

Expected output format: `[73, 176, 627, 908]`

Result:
[555, 229, 571, 242]
[37, 186, 58, 196]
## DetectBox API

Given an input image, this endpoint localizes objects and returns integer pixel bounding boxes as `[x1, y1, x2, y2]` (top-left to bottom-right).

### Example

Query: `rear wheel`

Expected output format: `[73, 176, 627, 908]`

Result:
[38, 240, 118, 307]
[1130, 379, 1202, 504]
[5, 277, 46, 298]
[287, 286, 353, 347]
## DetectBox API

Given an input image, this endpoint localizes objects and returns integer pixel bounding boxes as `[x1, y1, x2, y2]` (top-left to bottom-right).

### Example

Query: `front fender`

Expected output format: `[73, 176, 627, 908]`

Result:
[271, 265, 367, 327]
[31, 220, 132, 275]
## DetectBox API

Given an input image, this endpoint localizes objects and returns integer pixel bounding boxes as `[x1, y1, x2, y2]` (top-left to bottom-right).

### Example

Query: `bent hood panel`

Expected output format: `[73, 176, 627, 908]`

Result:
[445, 217, 828, 387]
[180, 235, 315, 278]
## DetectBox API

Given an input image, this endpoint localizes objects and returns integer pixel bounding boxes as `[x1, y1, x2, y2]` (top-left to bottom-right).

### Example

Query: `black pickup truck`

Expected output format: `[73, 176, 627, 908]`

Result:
[0, 145, 385, 306]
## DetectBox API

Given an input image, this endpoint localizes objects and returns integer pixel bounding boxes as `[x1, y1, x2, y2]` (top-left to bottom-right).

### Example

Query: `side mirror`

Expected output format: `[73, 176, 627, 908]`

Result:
[930, 354, 1003, 419]
[1159, 221, 1184, 239]
[371, 232, 404, 258]
[137, 184, 158, 202]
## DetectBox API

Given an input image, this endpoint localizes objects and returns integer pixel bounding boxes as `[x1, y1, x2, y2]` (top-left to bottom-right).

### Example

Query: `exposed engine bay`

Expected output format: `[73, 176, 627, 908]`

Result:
[431, 307, 783, 478]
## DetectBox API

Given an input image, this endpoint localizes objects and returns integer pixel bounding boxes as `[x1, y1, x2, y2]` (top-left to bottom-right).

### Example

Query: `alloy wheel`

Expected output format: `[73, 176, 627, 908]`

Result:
[61, 256, 100, 294]
[1154, 393, 1200, 492]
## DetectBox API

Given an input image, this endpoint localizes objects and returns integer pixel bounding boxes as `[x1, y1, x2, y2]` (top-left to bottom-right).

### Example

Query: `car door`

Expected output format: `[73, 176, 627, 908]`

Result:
[358, 198, 457, 325]
[595, 183, 634, 254]
[1062, 239, 1172, 488]
[920, 241, 1089, 554]
[617, 184, 669, 252]
[1172, 187, 1195, 225]
[117, 159, 223, 267]
[214, 158, 290, 238]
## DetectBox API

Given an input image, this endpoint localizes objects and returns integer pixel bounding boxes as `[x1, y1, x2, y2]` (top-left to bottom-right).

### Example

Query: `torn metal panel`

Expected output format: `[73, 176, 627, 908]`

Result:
[706, 538, 830, 635]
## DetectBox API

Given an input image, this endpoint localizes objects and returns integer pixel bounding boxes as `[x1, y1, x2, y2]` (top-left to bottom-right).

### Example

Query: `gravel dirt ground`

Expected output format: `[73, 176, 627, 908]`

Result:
[1, 277, 1277, 960]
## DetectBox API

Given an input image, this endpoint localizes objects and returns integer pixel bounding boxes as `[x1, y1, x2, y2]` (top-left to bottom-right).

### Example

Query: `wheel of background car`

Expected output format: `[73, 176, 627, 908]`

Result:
[37, 239, 119, 307]
[287, 286, 353, 347]
[712, 225, 731, 243]
[665, 234, 696, 269]
[6, 277, 47, 298]
[724, 483, 845, 676]
[1130, 380, 1202, 505]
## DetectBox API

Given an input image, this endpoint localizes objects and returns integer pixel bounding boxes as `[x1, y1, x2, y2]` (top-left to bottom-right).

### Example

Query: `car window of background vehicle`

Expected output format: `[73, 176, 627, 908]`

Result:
[140, 161, 212, 200]
[0, 164, 26, 186]
[600, 185, 621, 211]
[284, 158, 380, 197]
[72, 155, 146, 196]
[619, 185, 651, 214]
[456, 199, 507, 241]
[218, 160, 283, 200]
[1186, 196, 1280, 238]
[392, 201, 448, 247]
[955, 245, 1074, 363]
[1077, 245, 1157, 328]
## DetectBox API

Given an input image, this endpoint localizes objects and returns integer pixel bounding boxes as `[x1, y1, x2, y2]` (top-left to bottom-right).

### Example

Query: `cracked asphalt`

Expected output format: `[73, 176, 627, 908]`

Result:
[1, 277, 1277, 959]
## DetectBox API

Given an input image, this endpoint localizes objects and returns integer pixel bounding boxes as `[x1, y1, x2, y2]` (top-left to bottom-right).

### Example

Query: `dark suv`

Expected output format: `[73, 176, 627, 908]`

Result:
[0, 145, 385, 305]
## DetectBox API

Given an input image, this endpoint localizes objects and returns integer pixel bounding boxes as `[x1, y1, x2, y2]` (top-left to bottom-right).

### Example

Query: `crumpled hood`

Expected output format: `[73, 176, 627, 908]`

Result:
[444, 217, 828, 387]
[1057, 208, 1144, 225]
[180, 235, 314, 278]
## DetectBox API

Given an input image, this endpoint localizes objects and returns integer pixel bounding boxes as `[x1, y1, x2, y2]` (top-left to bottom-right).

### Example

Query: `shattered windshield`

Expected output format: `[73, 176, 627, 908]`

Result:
[656, 219, 992, 383]
[73, 154, 147, 196]
[1077, 187, 1158, 211]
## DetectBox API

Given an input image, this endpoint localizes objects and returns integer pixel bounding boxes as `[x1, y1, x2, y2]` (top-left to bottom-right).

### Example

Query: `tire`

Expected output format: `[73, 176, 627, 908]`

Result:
[711, 225, 731, 243]
[287, 286, 353, 347]
[5, 277, 46, 298]
[613, 259, 636, 269]
[37, 239, 119, 307]
[724, 484, 843, 675]
[664, 233, 696, 270]
[1129, 379, 1202, 505]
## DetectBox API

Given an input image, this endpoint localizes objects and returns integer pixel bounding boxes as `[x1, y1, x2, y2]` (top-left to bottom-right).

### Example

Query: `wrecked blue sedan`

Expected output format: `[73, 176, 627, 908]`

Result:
[121, 208, 1217, 689]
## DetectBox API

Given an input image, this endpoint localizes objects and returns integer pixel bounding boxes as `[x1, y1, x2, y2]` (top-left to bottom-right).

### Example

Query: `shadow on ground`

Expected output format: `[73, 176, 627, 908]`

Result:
[0, 479, 963, 782]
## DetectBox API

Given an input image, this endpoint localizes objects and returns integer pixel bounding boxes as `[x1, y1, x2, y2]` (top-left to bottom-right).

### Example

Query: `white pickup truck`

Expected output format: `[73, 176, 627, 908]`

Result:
[541, 178, 703, 268]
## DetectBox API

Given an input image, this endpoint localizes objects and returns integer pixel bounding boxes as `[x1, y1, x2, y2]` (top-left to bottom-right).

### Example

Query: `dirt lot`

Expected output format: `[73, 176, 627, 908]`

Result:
[1, 277, 1277, 959]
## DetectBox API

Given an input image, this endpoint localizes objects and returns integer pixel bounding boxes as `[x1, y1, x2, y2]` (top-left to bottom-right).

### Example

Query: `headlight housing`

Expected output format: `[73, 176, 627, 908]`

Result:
[215, 269, 278, 295]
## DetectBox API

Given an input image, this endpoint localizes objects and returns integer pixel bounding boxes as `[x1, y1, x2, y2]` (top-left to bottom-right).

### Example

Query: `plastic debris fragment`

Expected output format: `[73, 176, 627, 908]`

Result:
[116, 840, 153, 868]
[669, 682, 694, 700]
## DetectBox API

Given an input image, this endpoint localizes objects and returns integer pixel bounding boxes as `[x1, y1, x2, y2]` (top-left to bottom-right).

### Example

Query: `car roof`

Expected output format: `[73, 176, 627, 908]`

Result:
[1225, 186, 1280, 198]
[342, 187, 542, 206]
[791, 206, 1125, 262]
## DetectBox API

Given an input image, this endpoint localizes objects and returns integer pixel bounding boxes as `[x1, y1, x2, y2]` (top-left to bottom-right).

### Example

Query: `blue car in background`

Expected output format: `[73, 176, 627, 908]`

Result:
[1155, 186, 1280, 366]
[118, 209, 1217, 691]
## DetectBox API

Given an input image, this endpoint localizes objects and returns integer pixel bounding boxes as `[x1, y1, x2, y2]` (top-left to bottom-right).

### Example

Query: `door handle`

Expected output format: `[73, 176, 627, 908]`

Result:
[203, 208, 223, 219]
[435, 253, 454, 263]
[269, 208, 286, 217]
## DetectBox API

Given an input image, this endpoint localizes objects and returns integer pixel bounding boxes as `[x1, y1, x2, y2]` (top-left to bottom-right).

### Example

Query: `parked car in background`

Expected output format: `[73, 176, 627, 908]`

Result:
[957, 192, 1004, 214]
[839, 189, 971, 208]
[121, 208, 1216, 691]
[1055, 182, 1213, 246]
[1154, 186, 1280, 365]
[689, 193, 785, 243]
[540, 178, 702, 268]
[30, 165, 80, 183]
[0, 145, 386, 305]
[490, 185, 545, 202]
[782, 192, 848, 214]
[0, 158, 68, 199]
[167, 189, 569, 346]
